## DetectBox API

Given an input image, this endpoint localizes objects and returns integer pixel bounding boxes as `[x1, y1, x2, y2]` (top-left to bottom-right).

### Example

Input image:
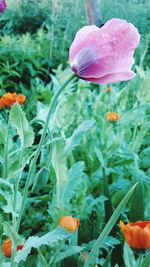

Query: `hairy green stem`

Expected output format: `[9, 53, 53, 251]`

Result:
[16, 73, 76, 232]
[11, 250, 17, 267]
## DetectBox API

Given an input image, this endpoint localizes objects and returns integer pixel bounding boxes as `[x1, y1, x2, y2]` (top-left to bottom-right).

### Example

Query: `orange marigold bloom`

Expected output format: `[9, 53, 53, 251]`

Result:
[0, 92, 26, 108]
[107, 111, 120, 121]
[59, 216, 80, 232]
[120, 220, 150, 249]
[2, 238, 23, 257]
[105, 87, 112, 92]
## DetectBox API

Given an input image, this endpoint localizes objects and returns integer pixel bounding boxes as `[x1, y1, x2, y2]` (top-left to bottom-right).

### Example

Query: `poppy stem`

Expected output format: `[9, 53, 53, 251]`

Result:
[16, 73, 76, 232]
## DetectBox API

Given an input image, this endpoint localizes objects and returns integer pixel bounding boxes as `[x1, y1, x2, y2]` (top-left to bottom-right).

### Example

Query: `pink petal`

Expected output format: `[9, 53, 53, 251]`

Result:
[69, 25, 98, 62]
[85, 71, 135, 84]
[69, 18, 140, 83]
[0, 0, 6, 12]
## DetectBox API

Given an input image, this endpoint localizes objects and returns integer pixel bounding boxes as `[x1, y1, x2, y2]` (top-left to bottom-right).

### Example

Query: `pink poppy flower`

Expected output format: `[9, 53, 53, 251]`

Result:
[0, 0, 6, 12]
[69, 19, 140, 84]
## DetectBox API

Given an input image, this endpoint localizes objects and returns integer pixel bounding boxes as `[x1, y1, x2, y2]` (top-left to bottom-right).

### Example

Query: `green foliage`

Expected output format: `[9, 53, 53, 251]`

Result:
[65, 120, 95, 155]
[84, 183, 137, 267]
[0, 1, 150, 266]
[141, 253, 150, 267]
[123, 243, 136, 267]
[0, 29, 51, 92]
[3, 222, 24, 248]
[10, 103, 34, 148]
[0, 64, 150, 266]
[102, 249, 113, 267]
[15, 227, 71, 263]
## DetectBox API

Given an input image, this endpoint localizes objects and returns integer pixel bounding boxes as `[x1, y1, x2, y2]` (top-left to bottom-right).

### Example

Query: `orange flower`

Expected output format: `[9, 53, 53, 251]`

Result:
[59, 216, 80, 232]
[120, 220, 150, 249]
[0, 92, 26, 108]
[2, 238, 23, 257]
[107, 112, 120, 121]
[105, 87, 112, 92]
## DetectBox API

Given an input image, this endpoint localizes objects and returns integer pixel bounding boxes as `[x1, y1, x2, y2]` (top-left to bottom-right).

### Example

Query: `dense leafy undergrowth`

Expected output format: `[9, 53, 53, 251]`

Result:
[0, 65, 150, 266]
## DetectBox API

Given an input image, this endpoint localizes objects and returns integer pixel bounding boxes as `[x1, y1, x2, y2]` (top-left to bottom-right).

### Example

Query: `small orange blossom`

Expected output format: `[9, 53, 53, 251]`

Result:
[120, 220, 150, 249]
[59, 216, 80, 232]
[0, 92, 26, 108]
[107, 111, 120, 122]
[105, 87, 112, 92]
[2, 238, 23, 257]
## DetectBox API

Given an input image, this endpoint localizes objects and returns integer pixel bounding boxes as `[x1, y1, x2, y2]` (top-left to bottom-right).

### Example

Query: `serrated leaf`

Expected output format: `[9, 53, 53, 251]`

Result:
[0, 178, 14, 191]
[2, 192, 17, 216]
[51, 141, 68, 208]
[65, 120, 95, 154]
[10, 103, 34, 148]
[61, 161, 86, 204]
[102, 236, 120, 251]
[15, 228, 71, 264]
[86, 195, 107, 215]
[2, 190, 22, 217]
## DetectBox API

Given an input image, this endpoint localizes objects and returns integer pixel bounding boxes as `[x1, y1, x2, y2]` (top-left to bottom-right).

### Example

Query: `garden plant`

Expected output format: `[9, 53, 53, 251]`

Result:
[0, 0, 150, 267]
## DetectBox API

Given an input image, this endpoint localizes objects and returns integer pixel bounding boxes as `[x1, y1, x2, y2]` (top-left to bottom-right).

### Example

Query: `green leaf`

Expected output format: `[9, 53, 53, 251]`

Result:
[55, 246, 83, 263]
[102, 236, 120, 251]
[102, 249, 113, 267]
[123, 242, 136, 267]
[0, 178, 20, 217]
[2, 190, 22, 217]
[65, 120, 95, 154]
[3, 222, 24, 248]
[0, 178, 14, 191]
[137, 75, 150, 102]
[129, 159, 144, 221]
[94, 146, 105, 168]
[129, 178, 144, 221]
[1, 263, 11, 267]
[0, 121, 7, 144]
[84, 183, 137, 267]
[37, 250, 48, 267]
[10, 103, 34, 148]
[31, 167, 49, 194]
[102, 168, 114, 222]
[61, 161, 86, 204]
[141, 252, 150, 267]
[15, 228, 71, 264]
[51, 141, 68, 208]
